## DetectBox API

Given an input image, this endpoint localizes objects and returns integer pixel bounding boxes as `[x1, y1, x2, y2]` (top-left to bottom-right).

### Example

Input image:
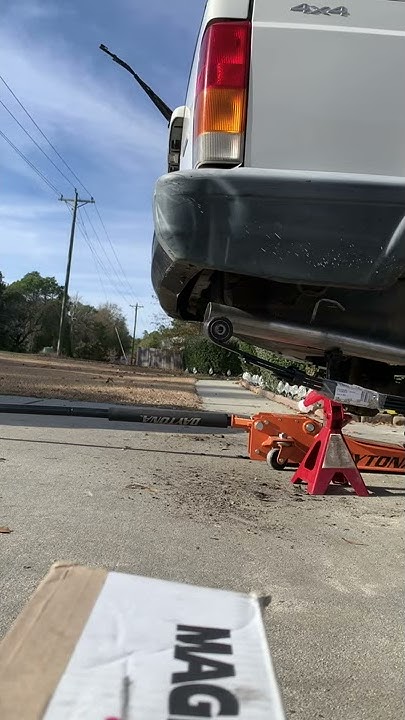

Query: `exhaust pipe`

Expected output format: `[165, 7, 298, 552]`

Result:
[204, 303, 405, 366]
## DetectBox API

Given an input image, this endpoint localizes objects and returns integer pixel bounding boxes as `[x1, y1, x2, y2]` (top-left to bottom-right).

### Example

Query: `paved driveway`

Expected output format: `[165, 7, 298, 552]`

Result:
[0, 384, 403, 719]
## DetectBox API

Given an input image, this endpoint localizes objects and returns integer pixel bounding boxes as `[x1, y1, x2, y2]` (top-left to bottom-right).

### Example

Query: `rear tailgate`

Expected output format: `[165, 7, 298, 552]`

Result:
[245, 0, 405, 177]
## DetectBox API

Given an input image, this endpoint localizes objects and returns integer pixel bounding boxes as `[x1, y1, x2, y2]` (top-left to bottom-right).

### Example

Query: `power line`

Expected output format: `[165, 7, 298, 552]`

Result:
[76, 224, 109, 303]
[79, 211, 126, 299]
[1, 75, 137, 321]
[76, 211, 132, 308]
[82, 206, 136, 304]
[0, 73, 92, 197]
[0, 74, 136, 307]
[77, 211, 122, 294]
[67, 206, 103, 275]
[81, 210, 133, 304]
[94, 203, 137, 300]
[70, 209, 110, 302]
[0, 98, 76, 190]
[92, 258, 109, 303]
[0, 127, 61, 195]
[66, 218, 133, 364]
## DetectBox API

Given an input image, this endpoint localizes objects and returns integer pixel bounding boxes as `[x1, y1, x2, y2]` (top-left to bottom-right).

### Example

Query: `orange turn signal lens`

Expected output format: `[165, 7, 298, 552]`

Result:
[195, 88, 247, 136]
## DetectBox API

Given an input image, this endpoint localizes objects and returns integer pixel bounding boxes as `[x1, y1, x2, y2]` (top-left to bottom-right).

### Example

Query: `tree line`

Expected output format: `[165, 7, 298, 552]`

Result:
[0, 270, 131, 361]
[0, 271, 304, 380]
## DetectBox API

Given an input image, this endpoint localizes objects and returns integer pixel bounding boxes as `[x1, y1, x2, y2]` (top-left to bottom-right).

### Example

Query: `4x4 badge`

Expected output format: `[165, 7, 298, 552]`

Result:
[291, 4, 350, 16]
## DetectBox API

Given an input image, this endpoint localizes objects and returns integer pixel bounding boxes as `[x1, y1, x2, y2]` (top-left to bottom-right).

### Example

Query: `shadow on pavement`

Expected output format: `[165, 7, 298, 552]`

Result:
[0, 435, 247, 461]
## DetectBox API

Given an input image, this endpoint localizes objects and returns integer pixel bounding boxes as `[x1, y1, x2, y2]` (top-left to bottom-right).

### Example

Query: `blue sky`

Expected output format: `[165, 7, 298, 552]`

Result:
[0, 0, 206, 335]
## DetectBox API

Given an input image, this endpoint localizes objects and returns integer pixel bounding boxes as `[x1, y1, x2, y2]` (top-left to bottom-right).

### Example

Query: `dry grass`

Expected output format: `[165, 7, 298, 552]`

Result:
[0, 352, 200, 409]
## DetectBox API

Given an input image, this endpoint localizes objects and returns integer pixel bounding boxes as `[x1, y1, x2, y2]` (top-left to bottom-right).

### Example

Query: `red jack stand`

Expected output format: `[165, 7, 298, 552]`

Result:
[291, 396, 370, 496]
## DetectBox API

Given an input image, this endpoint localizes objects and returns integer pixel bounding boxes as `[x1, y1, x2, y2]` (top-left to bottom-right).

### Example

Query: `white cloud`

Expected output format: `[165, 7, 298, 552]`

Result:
[0, 0, 182, 333]
[0, 34, 167, 174]
[0, 0, 171, 197]
[0, 192, 157, 333]
[122, 0, 205, 33]
[0, 198, 62, 221]
[0, 198, 67, 259]
[3, 0, 74, 23]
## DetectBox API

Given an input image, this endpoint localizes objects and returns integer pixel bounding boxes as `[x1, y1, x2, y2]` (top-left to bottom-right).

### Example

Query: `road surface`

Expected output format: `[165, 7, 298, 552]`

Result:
[0, 382, 403, 719]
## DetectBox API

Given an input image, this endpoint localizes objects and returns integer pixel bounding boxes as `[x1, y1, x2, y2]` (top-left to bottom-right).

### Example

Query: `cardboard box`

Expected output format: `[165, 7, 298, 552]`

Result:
[0, 563, 285, 720]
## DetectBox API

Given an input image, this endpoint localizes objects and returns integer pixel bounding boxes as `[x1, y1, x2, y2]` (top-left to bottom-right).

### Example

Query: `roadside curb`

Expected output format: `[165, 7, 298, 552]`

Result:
[239, 380, 405, 426]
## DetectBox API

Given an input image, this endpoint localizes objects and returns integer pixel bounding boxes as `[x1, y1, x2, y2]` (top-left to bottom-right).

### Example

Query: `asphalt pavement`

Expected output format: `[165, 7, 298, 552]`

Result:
[0, 382, 404, 720]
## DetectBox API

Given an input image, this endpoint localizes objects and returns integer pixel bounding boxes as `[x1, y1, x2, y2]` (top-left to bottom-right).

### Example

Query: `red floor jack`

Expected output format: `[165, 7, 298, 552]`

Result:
[231, 390, 405, 495]
[233, 401, 370, 496]
[1, 397, 404, 497]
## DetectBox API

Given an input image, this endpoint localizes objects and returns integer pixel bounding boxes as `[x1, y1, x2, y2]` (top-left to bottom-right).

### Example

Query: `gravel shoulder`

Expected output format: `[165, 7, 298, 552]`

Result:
[0, 351, 199, 408]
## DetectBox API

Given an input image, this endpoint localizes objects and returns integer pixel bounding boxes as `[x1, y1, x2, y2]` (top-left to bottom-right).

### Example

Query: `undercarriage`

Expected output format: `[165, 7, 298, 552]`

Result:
[178, 270, 405, 397]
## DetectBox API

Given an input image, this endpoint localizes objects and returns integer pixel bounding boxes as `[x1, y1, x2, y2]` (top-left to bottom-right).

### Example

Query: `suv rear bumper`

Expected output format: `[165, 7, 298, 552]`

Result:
[152, 168, 405, 316]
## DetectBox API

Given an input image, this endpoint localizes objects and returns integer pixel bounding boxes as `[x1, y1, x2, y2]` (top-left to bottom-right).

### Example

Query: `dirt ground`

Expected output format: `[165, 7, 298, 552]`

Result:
[0, 352, 199, 408]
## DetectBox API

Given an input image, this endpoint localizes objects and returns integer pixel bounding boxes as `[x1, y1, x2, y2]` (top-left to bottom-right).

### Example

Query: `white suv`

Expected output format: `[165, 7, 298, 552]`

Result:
[152, 0, 405, 391]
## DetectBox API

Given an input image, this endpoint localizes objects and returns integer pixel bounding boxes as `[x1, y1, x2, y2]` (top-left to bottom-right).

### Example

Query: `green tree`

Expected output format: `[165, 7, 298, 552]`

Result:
[70, 301, 131, 361]
[69, 298, 99, 359]
[94, 303, 131, 360]
[0, 271, 132, 361]
[1, 272, 63, 352]
[140, 318, 201, 350]
[8, 271, 62, 304]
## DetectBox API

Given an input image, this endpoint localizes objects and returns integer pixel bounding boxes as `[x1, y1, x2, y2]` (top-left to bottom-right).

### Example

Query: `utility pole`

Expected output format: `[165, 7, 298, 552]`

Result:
[57, 190, 94, 356]
[130, 303, 143, 365]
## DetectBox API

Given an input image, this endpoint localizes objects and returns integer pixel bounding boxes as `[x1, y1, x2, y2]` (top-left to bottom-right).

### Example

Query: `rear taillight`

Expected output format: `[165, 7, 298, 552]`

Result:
[193, 20, 251, 167]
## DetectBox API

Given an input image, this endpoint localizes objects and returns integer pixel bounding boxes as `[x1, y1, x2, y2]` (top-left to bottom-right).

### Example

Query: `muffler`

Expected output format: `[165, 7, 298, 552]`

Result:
[204, 303, 405, 366]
